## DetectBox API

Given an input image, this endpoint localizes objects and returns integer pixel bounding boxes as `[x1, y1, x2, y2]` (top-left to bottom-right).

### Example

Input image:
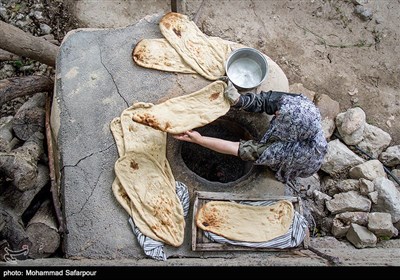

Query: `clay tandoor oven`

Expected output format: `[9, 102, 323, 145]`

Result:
[167, 109, 272, 193]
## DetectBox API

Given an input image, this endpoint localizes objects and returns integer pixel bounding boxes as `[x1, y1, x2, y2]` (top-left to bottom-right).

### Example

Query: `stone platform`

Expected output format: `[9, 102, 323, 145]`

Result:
[52, 13, 289, 260]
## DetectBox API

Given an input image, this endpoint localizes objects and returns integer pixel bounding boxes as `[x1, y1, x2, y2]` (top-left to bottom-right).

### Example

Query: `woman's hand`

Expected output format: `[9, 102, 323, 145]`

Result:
[224, 81, 240, 105]
[172, 130, 202, 144]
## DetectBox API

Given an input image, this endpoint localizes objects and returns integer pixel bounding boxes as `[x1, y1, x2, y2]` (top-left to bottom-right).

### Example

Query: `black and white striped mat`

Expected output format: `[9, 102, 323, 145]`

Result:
[129, 188, 307, 260]
[128, 181, 189, 261]
[204, 200, 308, 249]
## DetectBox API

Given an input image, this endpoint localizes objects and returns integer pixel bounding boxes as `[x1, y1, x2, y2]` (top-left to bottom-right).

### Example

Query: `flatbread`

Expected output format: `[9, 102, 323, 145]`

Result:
[110, 117, 164, 242]
[110, 117, 125, 157]
[119, 107, 167, 162]
[159, 12, 231, 80]
[132, 37, 289, 93]
[115, 152, 184, 247]
[196, 200, 294, 242]
[111, 178, 167, 242]
[110, 114, 184, 246]
[131, 80, 230, 134]
[133, 38, 197, 74]
[133, 37, 233, 77]
[132, 11, 289, 92]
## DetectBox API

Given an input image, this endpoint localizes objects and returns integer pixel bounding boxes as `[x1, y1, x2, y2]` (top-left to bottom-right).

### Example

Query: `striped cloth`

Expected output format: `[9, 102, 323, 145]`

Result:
[128, 181, 189, 261]
[204, 200, 308, 249]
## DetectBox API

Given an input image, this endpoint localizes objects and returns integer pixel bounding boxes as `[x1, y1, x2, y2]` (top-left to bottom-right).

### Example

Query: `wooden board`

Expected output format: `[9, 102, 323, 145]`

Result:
[191, 191, 310, 251]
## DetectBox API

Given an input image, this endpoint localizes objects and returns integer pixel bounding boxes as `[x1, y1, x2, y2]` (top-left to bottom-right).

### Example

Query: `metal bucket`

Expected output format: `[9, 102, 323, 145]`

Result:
[225, 48, 268, 90]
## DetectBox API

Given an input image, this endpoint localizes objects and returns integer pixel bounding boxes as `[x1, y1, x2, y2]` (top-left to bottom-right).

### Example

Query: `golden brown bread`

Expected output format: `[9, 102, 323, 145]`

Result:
[159, 12, 231, 80]
[196, 200, 294, 242]
[110, 115, 185, 247]
[133, 38, 197, 74]
[131, 80, 230, 134]
[115, 152, 184, 247]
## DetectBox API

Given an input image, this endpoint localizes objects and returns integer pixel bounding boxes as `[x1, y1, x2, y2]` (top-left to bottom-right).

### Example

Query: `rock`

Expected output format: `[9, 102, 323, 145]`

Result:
[335, 211, 369, 226]
[314, 93, 340, 140]
[372, 177, 400, 223]
[367, 212, 398, 238]
[379, 145, 400, 167]
[332, 218, 350, 238]
[337, 179, 359, 192]
[359, 178, 374, 195]
[349, 159, 387, 181]
[326, 191, 371, 214]
[357, 123, 392, 159]
[321, 139, 365, 176]
[335, 107, 365, 145]
[346, 223, 377, 248]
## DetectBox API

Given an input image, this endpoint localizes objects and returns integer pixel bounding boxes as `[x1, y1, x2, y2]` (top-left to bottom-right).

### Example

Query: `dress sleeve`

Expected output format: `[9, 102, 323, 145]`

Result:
[233, 90, 301, 115]
[238, 140, 270, 161]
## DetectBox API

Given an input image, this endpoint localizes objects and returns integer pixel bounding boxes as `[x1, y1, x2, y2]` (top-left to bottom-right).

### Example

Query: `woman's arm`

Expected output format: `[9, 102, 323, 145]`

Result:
[172, 130, 239, 157]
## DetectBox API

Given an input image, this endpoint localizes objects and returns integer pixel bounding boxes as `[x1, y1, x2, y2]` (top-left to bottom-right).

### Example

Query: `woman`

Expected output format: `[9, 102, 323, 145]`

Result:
[173, 81, 328, 183]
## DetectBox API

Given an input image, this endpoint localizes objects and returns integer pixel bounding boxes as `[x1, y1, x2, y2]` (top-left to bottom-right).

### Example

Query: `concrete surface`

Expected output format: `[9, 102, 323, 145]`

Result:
[3, 238, 400, 267]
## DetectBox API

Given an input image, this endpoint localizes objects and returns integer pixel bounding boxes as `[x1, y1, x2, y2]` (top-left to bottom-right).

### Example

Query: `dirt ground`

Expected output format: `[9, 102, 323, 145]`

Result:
[65, 0, 400, 146]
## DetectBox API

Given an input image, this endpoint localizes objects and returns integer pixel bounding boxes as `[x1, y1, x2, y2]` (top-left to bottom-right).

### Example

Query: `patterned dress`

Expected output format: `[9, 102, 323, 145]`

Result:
[234, 91, 328, 183]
